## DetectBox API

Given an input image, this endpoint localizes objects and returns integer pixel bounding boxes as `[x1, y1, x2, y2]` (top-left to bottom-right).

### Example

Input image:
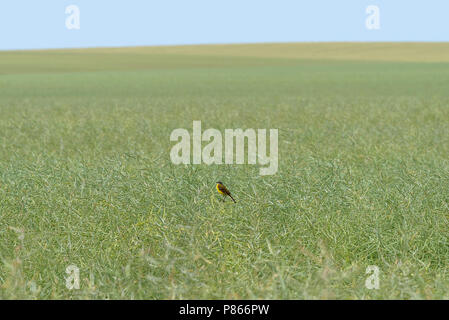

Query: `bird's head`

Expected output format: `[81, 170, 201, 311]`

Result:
[216, 181, 223, 185]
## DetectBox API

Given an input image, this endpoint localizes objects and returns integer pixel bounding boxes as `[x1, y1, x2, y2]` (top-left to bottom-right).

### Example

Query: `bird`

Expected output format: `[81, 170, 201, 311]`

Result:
[216, 181, 236, 203]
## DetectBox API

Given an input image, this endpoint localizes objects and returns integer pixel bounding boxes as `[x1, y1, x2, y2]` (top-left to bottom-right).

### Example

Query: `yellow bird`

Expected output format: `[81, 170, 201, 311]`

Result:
[216, 181, 236, 203]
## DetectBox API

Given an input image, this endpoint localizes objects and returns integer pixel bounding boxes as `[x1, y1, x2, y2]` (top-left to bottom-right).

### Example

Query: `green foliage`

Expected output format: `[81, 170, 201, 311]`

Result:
[0, 44, 448, 299]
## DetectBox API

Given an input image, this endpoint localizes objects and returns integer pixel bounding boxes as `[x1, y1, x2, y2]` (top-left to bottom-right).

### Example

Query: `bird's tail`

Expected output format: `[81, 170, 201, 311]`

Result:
[229, 194, 236, 203]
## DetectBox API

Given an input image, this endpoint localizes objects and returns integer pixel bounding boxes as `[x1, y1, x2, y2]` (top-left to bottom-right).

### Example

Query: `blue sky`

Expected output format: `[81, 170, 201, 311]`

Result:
[0, 0, 448, 50]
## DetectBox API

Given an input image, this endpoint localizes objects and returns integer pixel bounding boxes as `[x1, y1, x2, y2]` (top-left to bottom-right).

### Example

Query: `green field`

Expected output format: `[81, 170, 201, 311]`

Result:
[0, 43, 448, 299]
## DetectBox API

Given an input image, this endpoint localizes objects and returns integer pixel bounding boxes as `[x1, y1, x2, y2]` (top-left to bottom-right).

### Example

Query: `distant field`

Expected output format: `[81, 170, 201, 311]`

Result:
[0, 43, 448, 299]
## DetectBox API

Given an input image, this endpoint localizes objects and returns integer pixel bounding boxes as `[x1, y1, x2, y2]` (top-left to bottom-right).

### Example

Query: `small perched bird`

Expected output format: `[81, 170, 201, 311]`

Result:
[216, 181, 236, 203]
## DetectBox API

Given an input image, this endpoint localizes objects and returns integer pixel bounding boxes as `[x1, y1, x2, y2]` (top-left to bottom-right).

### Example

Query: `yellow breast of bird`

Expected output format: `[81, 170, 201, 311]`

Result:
[216, 184, 225, 194]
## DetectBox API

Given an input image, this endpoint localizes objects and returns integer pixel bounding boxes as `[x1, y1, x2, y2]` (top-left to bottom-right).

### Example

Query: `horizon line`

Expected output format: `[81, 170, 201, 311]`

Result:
[2, 40, 449, 53]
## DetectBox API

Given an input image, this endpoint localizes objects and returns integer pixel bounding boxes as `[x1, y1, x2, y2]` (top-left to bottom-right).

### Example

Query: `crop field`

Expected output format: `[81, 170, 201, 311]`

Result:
[0, 43, 448, 299]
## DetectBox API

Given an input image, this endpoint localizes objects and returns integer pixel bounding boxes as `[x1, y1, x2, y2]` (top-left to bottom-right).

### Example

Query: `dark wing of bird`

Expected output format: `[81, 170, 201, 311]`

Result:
[218, 184, 231, 196]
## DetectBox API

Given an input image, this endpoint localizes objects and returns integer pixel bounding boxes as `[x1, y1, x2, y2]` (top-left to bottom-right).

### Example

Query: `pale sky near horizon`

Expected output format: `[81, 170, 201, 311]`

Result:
[0, 0, 448, 50]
